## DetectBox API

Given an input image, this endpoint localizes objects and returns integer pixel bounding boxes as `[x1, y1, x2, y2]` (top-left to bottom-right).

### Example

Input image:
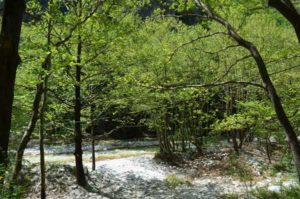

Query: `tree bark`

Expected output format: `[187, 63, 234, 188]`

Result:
[73, 0, 87, 186]
[39, 18, 53, 199]
[91, 104, 96, 171]
[0, 0, 25, 169]
[74, 35, 87, 186]
[39, 79, 47, 199]
[195, 0, 300, 181]
[268, 0, 300, 44]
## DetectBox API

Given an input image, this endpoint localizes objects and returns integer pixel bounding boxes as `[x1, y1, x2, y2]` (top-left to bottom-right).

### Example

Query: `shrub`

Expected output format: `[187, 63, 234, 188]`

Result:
[252, 186, 300, 199]
[270, 154, 294, 175]
[224, 154, 254, 182]
[164, 174, 184, 188]
[220, 193, 239, 199]
[0, 163, 31, 199]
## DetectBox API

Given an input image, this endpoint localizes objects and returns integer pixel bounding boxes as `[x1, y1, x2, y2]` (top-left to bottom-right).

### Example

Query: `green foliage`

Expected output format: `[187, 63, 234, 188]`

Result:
[220, 193, 239, 199]
[0, 182, 26, 199]
[213, 113, 255, 132]
[252, 186, 300, 199]
[8, 0, 300, 159]
[0, 164, 29, 199]
[270, 153, 294, 175]
[7, 0, 300, 189]
[224, 155, 254, 182]
[164, 174, 185, 188]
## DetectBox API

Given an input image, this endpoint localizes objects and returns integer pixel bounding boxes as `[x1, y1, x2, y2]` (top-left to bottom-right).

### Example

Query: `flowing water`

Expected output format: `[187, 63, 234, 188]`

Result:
[24, 139, 159, 165]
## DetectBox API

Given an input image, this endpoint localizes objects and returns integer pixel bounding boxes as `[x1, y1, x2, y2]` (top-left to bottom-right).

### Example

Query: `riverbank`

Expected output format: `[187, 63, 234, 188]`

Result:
[23, 145, 298, 199]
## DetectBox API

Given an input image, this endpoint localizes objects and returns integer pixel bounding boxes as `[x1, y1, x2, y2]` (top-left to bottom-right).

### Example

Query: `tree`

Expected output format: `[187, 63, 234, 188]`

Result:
[11, 0, 105, 184]
[38, 14, 53, 199]
[195, 0, 300, 181]
[268, 0, 300, 44]
[0, 0, 26, 183]
[74, 34, 87, 187]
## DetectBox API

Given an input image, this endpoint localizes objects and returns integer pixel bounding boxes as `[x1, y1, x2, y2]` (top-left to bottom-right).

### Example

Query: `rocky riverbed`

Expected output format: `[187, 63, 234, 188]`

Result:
[24, 151, 298, 199]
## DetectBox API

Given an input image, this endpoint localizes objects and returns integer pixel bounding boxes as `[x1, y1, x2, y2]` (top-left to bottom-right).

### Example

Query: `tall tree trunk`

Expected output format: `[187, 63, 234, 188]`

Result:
[195, 0, 300, 181]
[39, 79, 48, 199]
[268, 0, 300, 44]
[74, 35, 87, 186]
[38, 12, 54, 199]
[74, 0, 87, 186]
[0, 0, 25, 172]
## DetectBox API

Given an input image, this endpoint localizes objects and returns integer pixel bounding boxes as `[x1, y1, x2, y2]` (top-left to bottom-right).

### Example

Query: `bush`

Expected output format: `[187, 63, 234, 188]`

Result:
[0, 163, 30, 199]
[252, 186, 300, 199]
[224, 154, 254, 182]
[0, 182, 26, 199]
[220, 193, 239, 199]
[164, 174, 184, 188]
[270, 154, 294, 175]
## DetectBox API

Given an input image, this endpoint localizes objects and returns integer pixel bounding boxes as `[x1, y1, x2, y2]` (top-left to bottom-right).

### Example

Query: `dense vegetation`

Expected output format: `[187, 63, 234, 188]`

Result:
[0, 0, 300, 198]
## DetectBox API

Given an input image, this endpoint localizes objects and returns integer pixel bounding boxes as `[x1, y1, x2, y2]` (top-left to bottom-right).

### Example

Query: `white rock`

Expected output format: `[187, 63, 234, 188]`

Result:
[268, 185, 281, 192]
[269, 136, 278, 144]
[282, 181, 297, 188]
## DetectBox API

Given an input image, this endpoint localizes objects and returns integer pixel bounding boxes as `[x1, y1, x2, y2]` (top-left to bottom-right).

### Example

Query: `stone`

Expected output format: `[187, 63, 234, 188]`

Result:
[26, 148, 293, 199]
[268, 185, 281, 192]
[71, 185, 78, 190]
[282, 181, 297, 188]
[269, 136, 278, 145]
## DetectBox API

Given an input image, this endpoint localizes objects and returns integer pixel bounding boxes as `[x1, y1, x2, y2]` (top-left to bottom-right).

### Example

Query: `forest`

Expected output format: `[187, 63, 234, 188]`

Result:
[1, 0, 300, 198]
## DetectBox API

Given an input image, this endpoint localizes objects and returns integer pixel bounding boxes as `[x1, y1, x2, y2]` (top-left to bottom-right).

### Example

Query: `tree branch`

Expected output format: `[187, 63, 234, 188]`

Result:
[268, 0, 300, 43]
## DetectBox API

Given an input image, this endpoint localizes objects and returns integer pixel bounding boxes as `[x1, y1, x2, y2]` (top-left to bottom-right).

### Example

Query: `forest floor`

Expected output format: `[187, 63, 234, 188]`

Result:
[23, 142, 298, 199]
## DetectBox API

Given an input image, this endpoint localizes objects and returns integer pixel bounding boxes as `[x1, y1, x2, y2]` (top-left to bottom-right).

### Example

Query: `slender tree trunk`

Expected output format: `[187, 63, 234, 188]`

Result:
[39, 80, 47, 199]
[38, 13, 53, 199]
[12, 15, 52, 182]
[232, 131, 239, 153]
[265, 137, 272, 164]
[195, 0, 300, 181]
[12, 84, 43, 182]
[0, 0, 25, 174]
[158, 130, 163, 153]
[92, 132, 96, 171]
[74, 35, 87, 186]
[11, 54, 51, 182]
[91, 104, 96, 171]
[238, 129, 247, 149]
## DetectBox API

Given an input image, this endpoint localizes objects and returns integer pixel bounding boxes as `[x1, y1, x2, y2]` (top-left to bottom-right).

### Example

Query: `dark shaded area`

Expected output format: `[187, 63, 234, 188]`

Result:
[136, 0, 201, 25]
[87, 108, 156, 140]
[0, 0, 26, 187]
[22, 0, 201, 26]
